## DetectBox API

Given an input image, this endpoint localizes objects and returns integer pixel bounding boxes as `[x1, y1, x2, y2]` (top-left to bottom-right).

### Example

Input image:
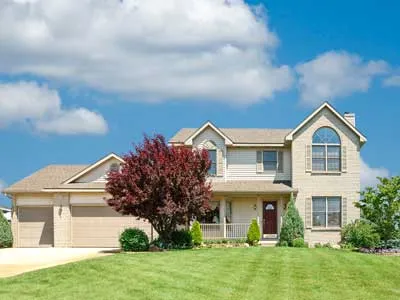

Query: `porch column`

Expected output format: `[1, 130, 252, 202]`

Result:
[257, 197, 262, 235]
[277, 196, 283, 238]
[220, 197, 226, 238]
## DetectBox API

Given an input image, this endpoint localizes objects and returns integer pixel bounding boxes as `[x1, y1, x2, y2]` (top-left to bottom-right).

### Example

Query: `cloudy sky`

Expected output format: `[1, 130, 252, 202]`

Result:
[0, 0, 398, 206]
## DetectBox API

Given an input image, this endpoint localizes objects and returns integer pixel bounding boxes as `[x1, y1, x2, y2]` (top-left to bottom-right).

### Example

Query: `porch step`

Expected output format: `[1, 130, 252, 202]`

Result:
[260, 240, 278, 247]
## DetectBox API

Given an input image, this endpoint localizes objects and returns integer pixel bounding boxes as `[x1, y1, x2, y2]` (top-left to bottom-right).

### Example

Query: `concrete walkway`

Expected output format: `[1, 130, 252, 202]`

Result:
[0, 248, 115, 278]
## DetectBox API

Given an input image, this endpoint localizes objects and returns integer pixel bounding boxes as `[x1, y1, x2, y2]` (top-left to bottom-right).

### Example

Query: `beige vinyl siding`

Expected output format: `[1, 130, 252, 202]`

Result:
[193, 127, 226, 180]
[76, 158, 122, 183]
[16, 194, 53, 206]
[71, 206, 152, 247]
[291, 107, 361, 244]
[226, 148, 291, 181]
[18, 207, 54, 247]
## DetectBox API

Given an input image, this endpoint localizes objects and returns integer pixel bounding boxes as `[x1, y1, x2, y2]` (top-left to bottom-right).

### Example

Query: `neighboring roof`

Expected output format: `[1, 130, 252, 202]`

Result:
[183, 121, 234, 146]
[285, 102, 367, 143]
[0, 206, 11, 212]
[3, 165, 87, 193]
[211, 181, 296, 194]
[170, 128, 292, 145]
[63, 153, 124, 184]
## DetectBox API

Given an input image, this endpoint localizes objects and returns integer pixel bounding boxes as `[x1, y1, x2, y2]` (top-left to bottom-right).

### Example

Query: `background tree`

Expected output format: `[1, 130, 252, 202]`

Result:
[106, 135, 212, 243]
[0, 211, 12, 248]
[279, 193, 304, 246]
[357, 176, 400, 243]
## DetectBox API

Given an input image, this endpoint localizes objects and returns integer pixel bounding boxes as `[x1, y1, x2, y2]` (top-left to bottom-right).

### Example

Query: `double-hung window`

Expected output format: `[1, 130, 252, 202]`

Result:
[263, 151, 278, 171]
[312, 127, 341, 172]
[312, 197, 341, 228]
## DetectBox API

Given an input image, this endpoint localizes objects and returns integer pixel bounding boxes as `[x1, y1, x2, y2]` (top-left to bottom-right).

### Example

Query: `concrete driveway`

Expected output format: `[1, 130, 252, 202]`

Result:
[0, 248, 115, 278]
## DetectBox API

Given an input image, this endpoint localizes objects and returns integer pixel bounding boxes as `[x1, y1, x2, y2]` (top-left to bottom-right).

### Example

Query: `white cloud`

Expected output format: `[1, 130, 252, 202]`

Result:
[383, 75, 400, 87]
[360, 158, 390, 190]
[0, 0, 293, 105]
[295, 51, 389, 106]
[0, 81, 108, 135]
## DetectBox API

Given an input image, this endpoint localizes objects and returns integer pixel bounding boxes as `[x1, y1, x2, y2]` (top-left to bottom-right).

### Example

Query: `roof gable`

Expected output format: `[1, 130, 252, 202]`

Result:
[285, 102, 367, 143]
[63, 153, 124, 184]
[183, 121, 233, 146]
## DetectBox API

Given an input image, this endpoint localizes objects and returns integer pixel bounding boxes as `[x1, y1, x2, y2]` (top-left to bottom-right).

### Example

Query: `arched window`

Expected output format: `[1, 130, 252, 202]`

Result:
[312, 127, 341, 171]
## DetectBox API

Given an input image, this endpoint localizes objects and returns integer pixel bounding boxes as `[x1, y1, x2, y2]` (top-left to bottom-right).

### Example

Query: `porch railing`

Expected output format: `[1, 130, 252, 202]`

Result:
[200, 218, 259, 239]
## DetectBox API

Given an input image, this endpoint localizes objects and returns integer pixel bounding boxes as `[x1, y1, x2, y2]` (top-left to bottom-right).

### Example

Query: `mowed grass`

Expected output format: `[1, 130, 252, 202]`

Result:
[0, 247, 399, 300]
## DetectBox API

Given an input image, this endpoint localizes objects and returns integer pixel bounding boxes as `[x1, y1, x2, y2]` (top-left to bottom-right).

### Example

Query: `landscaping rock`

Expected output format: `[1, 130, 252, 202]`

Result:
[244, 243, 250, 248]
[149, 245, 164, 252]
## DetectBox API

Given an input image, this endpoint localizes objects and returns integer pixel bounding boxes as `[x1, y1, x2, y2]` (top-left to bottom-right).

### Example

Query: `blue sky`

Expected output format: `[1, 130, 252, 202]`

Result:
[0, 0, 399, 207]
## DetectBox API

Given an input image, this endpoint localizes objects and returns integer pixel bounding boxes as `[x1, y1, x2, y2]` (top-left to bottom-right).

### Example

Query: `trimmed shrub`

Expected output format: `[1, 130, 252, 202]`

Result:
[314, 243, 323, 248]
[379, 239, 400, 249]
[246, 219, 261, 246]
[293, 238, 308, 248]
[190, 220, 203, 246]
[279, 193, 304, 247]
[0, 210, 12, 248]
[119, 228, 149, 252]
[171, 229, 193, 249]
[276, 240, 288, 247]
[341, 220, 380, 249]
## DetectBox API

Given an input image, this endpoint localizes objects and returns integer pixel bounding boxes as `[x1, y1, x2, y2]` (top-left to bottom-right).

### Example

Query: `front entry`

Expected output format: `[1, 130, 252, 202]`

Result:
[263, 201, 277, 236]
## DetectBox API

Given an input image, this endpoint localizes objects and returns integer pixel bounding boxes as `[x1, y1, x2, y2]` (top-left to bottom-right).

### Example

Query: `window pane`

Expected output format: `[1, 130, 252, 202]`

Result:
[313, 212, 326, 227]
[312, 159, 326, 171]
[263, 151, 277, 161]
[328, 197, 341, 212]
[207, 150, 217, 175]
[313, 197, 326, 212]
[328, 212, 341, 227]
[327, 158, 340, 171]
[209, 164, 216, 175]
[263, 161, 276, 170]
[312, 146, 325, 158]
[312, 127, 340, 144]
[327, 146, 340, 158]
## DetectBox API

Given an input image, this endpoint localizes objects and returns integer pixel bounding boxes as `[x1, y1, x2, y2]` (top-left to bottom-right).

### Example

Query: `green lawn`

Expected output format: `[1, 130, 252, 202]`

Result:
[0, 248, 399, 300]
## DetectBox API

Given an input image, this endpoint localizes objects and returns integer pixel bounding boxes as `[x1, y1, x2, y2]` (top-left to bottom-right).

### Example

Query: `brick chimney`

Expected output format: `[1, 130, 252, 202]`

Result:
[344, 112, 356, 127]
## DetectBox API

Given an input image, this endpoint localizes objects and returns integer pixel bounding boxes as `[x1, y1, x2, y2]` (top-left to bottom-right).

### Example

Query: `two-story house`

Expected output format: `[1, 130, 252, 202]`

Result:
[3, 102, 365, 247]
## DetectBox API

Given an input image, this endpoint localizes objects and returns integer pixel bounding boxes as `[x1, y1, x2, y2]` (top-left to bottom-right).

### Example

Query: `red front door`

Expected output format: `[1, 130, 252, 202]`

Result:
[263, 201, 277, 234]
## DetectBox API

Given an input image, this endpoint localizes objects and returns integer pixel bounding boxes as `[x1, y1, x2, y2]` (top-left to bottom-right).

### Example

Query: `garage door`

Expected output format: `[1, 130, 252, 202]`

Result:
[18, 207, 54, 247]
[72, 206, 152, 247]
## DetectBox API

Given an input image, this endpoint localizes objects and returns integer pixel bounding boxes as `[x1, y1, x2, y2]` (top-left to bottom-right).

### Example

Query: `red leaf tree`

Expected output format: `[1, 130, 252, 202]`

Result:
[106, 134, 212, 242]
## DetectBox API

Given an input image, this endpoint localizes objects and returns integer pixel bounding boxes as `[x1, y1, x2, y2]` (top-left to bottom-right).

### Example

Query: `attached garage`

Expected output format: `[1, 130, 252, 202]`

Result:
[71, 206, 152, 247]
[18, 207, 54, 247]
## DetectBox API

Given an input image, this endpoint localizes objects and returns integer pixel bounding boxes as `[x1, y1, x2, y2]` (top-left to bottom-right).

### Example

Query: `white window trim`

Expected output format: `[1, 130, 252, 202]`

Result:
[207, 149, 217, 177]
[312, 196, 342, 228]
[260, 150, 283, 172]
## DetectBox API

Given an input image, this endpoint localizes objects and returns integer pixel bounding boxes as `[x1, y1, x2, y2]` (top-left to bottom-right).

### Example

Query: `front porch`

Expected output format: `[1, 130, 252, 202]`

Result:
[199, 194, 291, 241]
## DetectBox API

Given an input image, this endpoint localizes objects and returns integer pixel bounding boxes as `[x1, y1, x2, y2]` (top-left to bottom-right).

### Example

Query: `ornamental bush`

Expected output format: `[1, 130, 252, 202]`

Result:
[279, 194, 304, 247]
[341, 220, 380, 249]
[293, 238, 308, 248]
[246, 219, 261, 246]
[0, 211, 12, 248]
[119, 228, 149, 252]
[190, 220, 203, 246]
[171, 229, 193, 249]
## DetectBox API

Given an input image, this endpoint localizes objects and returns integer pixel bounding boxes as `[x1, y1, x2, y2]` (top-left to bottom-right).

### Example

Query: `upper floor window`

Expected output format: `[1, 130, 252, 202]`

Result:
[207, 149, 217, 176]
[256, 150, 283, 173]
[263, 151, 277, 171]
[312, 127, 341, 172]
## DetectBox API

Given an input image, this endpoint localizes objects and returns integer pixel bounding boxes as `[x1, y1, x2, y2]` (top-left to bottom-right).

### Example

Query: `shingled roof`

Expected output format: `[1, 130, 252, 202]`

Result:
[169, 128, 292, 144]
[3, 165, 87, 193]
